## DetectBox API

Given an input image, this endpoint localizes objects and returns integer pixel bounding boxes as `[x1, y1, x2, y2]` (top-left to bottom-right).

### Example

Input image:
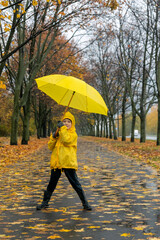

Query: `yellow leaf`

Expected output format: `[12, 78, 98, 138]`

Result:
[143, 233, 154, 236]
[83, 165, 88, 170]
[103, 227, 116, 230]
[22, 8, 26, 14]
[59, 11, 65, 15]
[1, 1, 9, 7]
[74, 228, 84, 232]
[82, 237, 92, 239]
[137, 196, 144, 199]
[56, 219, 67, 222]
[0, 14, 5, 19]
[47, 235, 61, 239]
[4, 26, 10, 32]
[0, 81, 6, 89]
[87, 226, 101, 229]
[32, 0, 38, 6]
[133, 225, 147, 230]
[59, 228, 71, 232]
[121, 233, 132, 237]
[96, 156, 100, 160]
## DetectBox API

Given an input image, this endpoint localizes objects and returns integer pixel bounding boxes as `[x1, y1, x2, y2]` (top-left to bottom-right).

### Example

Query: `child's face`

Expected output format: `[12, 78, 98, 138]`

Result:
[62, 118, 72, 130]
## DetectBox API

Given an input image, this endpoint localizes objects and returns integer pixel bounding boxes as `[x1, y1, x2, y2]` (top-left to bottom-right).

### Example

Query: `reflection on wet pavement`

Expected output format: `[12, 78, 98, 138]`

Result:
[0, 137, 160, 239]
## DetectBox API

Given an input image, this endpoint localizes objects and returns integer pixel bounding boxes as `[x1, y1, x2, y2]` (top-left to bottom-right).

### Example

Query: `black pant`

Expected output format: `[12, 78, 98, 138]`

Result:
[47, 168, 88, 206]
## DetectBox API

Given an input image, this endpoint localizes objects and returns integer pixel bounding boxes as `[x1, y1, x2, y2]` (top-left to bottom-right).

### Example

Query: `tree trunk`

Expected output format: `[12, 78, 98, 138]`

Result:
[10, 87, 21, 145]
[109, 113, 117, 140]
[37, 126, 41, 139]
[121, 87, 127, 141]
[96, 121, 99, 137]
[48, 108, 52, 137]
[21, 93, 31, 144]
[10, 103, 20, 145]
[105, 117, 108, 138]
[140, 114, 146, 143]
[10, 23, 25, 145]
[96, 116, 100, 137]
[112, 118, 118, 140]
[155, 6, 160, 145]
[100, 116, 103, 137]
[121, 112, 126, 141]
[109, 116, 112, 139]
[157, 94, 160, 145]
[131, 108, 136, 142]
[42, 115, 47, 138]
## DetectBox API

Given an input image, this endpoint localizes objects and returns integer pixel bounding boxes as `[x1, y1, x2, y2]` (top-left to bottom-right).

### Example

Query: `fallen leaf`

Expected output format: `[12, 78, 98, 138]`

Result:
[47, 235, 61, 239]
[58, 228, 71, 232]
[121, 233, 134, 237]
[87, 226, 101, 229]
[74, 228, 84, 232]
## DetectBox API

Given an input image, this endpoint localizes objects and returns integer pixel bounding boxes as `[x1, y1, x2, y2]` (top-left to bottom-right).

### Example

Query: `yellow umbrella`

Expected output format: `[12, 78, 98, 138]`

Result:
[35, 74, 108, 116]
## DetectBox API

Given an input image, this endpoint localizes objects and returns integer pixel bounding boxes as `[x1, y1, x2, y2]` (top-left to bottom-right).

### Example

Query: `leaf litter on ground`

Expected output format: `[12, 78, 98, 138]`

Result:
[84, 136, 160, 171]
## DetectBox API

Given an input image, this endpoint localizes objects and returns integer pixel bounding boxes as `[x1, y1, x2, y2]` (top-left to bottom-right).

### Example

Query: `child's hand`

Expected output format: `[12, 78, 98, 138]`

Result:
[52, 131, 59, 138]
[57, 121, 64, 128]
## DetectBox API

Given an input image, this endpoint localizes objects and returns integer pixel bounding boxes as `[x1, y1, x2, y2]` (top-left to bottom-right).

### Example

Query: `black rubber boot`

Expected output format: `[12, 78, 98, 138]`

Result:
[78, 189, 92, 211]
[83, 202, 92, 211]
[36, 190, 52, 210]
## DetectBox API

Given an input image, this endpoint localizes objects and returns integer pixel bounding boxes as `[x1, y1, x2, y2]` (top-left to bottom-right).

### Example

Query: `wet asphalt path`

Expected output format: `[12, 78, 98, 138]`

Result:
[0, 137, 160, 240]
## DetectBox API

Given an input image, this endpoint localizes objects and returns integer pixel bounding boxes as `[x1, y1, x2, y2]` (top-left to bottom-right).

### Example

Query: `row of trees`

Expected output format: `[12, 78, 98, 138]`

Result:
[0, 0, 119, 144]
[84, 0, 160, 145]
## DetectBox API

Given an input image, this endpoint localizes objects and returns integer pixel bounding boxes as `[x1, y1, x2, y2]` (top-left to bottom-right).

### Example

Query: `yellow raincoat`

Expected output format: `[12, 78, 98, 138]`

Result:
[48, 112, 78, 170]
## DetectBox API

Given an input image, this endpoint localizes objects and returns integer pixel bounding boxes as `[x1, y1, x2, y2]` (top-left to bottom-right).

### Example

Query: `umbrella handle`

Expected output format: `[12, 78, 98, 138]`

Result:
[62, 91, 75, 118]
[54, 91, 75, 137]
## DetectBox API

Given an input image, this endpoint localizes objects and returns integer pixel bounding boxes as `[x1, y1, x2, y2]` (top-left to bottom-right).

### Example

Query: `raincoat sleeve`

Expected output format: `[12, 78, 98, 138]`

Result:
[48, 134, 57, 151]
[59, 126, 77, 145]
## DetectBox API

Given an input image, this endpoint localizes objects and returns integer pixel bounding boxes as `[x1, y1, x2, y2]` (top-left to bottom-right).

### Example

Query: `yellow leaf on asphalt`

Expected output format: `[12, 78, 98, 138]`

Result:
[96, 156, 100, 160]
[74, 228, 84, 232]
[103, 227, 116, 230]
[59, 228, 71, 232]
[56, 219, 67, 222]
[82, 237, 92, 239]
[47, 235, 61, 239]
[143, 233, 155, 236]
[83, 165, 88, 170]
[121, 233, 133, 237]
[133, 225, 148, 230]
[137, 196, 144, 199]
[87, 226, 101, 229]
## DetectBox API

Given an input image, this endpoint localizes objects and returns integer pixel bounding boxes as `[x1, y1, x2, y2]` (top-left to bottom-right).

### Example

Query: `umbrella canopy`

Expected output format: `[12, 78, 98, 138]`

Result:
[35, 74, 108, 116]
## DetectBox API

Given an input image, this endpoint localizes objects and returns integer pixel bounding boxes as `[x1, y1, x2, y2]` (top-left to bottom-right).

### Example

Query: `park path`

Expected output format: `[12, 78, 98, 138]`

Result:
[0, 137, 160, 240]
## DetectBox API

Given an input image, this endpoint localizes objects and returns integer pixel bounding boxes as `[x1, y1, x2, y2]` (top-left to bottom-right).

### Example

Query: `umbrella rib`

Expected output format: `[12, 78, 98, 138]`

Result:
[59, 89, 70, 105]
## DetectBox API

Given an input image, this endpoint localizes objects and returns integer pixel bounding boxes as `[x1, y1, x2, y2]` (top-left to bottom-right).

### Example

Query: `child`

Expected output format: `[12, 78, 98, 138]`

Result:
[37, 111, 92, 211]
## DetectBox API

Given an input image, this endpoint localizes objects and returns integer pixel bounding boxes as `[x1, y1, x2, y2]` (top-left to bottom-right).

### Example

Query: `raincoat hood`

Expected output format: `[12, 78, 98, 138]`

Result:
[62, 111, 76, 132]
